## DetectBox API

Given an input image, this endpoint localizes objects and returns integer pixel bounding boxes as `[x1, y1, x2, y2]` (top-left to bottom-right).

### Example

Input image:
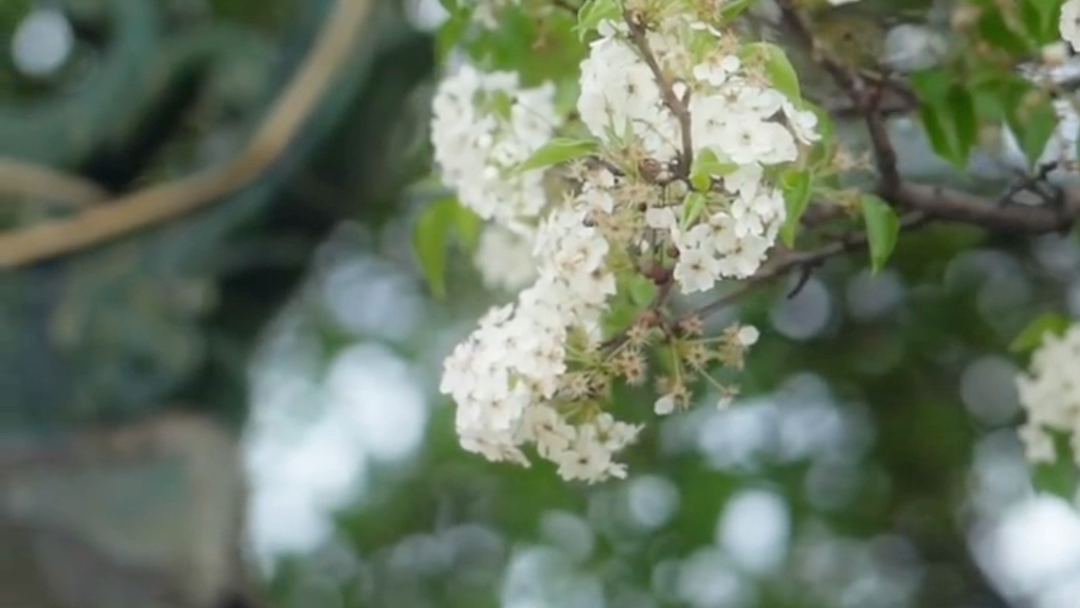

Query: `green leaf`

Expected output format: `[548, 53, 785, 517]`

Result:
[779, 170, 813, 247]
[1008, 97, 1058, 168]
[1018, 0, 1059, 43]
[453, 202, 482, 250]
[689, 148, 737, 191]
[799, 100, 835, 167]
[516, 137, 598, 172]
[861, 194, 900, 274]
[743, 42, 801, 101]
[719, 0, 758, 22]
[1033, 433, 1079, 501]
[909, 68, 951, 103]
[945, 83, 977, 166]
[911, 71, 978, 169]
[414, 197, 479, 299]
[436, 6, 471, 61]
[1010, 312, 1071, 353]
[625, 274, 658, 307]
[918, 103, 958, 167]
[680, 192, 708, 228]
[574, 0, 620, 40]
[977, 8, 1032, 55]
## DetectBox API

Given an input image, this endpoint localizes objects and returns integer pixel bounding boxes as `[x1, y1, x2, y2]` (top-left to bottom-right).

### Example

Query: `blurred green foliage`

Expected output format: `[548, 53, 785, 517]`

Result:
[4, 2, 1080, 608]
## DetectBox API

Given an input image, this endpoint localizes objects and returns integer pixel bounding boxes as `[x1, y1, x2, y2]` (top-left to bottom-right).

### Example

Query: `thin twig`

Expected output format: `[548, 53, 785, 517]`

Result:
[0, 0, 376, 268]
[863, 85, 902, 193]
[624, 12, 694, 177]
[687, 211, 929, 321]
[999, 161, 1061, 206]
[892, 183, 1079, 232]
[773, 0, 1080, 232]
[775, 0, 900, 191]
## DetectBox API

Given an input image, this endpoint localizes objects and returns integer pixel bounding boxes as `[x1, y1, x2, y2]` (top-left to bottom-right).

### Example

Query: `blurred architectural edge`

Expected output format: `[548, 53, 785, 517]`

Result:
[1, 411, 255, 608]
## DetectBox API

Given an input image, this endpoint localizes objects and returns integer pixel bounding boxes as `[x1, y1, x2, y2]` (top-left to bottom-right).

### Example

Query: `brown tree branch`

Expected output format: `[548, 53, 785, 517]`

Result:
[688, 211, 930, 321]
[773, 0, 1080, 233]
[624, 12, 695, 177]
[0, 0, 376, 268]
[775, 0, 902, 191]
[0, 159, 109, 207]
[891, 183, 1079, 232]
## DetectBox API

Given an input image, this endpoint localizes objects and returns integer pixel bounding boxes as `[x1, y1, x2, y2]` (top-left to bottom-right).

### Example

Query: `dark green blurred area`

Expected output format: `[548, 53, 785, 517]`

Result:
[0, 1, 1074, 608]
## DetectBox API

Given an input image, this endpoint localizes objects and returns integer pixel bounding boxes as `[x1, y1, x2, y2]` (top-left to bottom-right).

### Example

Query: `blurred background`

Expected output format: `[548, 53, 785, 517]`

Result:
[2, 1, 1080, 607]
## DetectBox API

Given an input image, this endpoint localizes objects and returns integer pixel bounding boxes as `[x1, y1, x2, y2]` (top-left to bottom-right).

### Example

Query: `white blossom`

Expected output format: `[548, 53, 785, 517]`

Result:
[654, 393, 678, 415]
[574, 15, 816, 295]
[475, 224, 538, 292]
[435, 5, 819, 482]
[431, 64, 557, 232]
[1061, 0, 1080, 52]
[1016, 324, 1080, 466]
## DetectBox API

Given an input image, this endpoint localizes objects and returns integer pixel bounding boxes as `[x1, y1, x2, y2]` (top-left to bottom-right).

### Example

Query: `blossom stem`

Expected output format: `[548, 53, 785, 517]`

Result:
[623, 12, 695, 178]
[687, 211, 930, 322]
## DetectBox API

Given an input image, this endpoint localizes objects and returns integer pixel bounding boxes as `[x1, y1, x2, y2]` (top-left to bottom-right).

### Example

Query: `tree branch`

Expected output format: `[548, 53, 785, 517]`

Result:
[773, 0, 1080, 233]
[624, 12, 694, 178]
[687, 211, 930, 321]
[891, 183, 1079, 232]
[0, 0, 376, 268]
[0, 159, 110, 207]
[775, 0, 902, 191]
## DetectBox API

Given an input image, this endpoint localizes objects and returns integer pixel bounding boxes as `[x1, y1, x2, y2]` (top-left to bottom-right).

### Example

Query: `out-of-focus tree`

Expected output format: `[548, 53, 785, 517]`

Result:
[6, 2, 1080, 608]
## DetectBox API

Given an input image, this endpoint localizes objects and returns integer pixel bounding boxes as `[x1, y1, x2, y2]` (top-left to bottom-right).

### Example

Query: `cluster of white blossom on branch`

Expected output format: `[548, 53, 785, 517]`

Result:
[1013, 0, 1080, 469]
[427, 0, 1080, 483]
[1017, 324, 1080, 466]
[431, 1, 822, 482]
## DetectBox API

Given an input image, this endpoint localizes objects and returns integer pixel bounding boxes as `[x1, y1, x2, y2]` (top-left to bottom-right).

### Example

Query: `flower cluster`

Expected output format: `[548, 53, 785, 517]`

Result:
[1062, 0, 1080, 52]
[474, 224, 538, 292]
[577, 14, 819, 294]
[440, 201, 643, 482]
[430, 64, 557, 235]
[1016, 324, 1080, 465]
[432, 5, 818, 482]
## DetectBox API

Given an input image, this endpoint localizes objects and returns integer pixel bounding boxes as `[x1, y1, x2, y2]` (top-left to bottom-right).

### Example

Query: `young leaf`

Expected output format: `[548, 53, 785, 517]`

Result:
[517, 137, 599, 172]
[689, 148, 737, 191]
[625, 274, 658, 307]
[1018, 0, 1059, 44]
[743, 42, 801, 101]
[945, 83, 977, 166]
[453, 203, 482, 251]
[436, 6, 471, 61]
[680, 192, 708, 228]
[918, 103, 959, 167]
[574, 0, 620, 40]
[719, 0, 757, 21]
[414, 197, 476, 299]
[1009, 98, 1058, 168]
[779, 169, 813, 247]
[1033, 434, 1079, 501]
[1010, 312, 1071, 354]
[909, 68, 951, 102]
[861, 194, 900, 274]
[977, 8, 1032, 55]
